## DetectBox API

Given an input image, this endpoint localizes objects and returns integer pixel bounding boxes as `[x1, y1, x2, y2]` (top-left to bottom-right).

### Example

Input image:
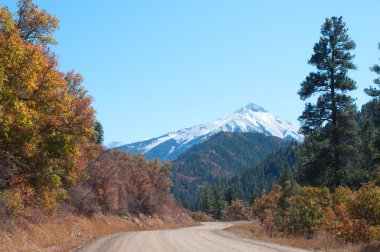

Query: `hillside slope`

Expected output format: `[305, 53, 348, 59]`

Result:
[170, 132, 289, 203]
[228, 142, 299, 202]
[188, 142, 299, 210]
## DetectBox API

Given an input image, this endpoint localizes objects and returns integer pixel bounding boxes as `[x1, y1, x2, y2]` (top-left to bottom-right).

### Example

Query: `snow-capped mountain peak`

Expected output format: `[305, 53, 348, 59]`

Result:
[116, 103, 302, 160]
[239, 103, 268, 113]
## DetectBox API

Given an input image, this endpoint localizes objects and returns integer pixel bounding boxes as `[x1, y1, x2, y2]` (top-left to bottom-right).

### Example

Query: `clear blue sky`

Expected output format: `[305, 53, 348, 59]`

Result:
[5, 0, 380, 144]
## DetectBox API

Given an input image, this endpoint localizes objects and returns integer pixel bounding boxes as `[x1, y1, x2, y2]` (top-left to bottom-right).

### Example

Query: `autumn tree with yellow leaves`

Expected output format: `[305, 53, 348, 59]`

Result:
[0, 0, 97, 212]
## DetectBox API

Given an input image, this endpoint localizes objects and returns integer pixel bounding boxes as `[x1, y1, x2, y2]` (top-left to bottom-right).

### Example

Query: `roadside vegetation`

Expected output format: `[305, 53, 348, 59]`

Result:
[196, 16, 380, 250]
[2, 0, 380, 251]
[250, 182, 380, 244]
[0, 1, 192, 250]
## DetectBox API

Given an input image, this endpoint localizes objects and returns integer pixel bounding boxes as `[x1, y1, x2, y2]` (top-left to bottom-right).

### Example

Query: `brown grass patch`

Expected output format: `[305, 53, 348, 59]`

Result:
[225, 221, 380, 252]
[0, 211, 196, 252]
[0, 214, 141, 252]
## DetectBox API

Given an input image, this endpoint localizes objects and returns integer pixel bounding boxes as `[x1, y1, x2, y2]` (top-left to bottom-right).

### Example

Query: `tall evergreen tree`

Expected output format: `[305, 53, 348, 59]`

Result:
[363, 43, 380, 130]
[357, 102, 380, 180]
[362, 43, 380, 169]
[225, 187, 237, 205]
[365, 43, 380, 98]
[279, 168, 292, 188]
[199, 186, 214, 214]
[211, 181, 226, 219]
[298, 16, 360, 188]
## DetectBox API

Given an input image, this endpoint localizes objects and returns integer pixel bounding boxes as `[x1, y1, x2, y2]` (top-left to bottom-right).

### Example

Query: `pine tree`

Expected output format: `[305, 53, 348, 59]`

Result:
[362, 43, 380, 171]
[298, 16, 360, 188]
[363, 43, 380, 129]
[211, 181, 226, 219]
[279, 168, 292, 188]
[94, 122, 104, 144]
[365, 43, 380, 98]
[199, 186, 214, 214]
[225, 187, 236, 205]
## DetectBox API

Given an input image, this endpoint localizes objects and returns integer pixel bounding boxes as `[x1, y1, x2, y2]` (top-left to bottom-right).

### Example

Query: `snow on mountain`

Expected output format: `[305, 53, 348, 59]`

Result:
[116, 103, 302, 161]
[106, 141, 128, 149]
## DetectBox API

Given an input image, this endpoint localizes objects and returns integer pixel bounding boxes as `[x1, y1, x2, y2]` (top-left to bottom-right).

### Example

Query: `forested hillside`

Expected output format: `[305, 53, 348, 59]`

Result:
[188, 143, 298, 212]
[171, 132, 289, 205]
[228, 142, 298, 202]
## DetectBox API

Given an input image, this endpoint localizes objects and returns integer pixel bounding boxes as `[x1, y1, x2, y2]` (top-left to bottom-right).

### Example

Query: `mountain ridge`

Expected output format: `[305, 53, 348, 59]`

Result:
[115, 103, 302, 160]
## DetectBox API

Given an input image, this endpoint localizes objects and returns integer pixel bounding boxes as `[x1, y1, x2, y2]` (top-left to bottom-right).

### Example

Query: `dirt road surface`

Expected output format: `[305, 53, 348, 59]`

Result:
[77, 222, 309, 252]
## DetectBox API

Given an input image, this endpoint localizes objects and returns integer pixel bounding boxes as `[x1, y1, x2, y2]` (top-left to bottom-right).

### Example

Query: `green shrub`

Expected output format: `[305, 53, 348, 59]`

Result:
[0, 190, 24, 217]
[348, 183, 380, 226]
[283, 187, 331, 236]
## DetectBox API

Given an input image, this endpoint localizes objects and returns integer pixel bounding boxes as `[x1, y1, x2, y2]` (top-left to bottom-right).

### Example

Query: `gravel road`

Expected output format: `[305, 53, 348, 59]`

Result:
[77, 222, 309, 252]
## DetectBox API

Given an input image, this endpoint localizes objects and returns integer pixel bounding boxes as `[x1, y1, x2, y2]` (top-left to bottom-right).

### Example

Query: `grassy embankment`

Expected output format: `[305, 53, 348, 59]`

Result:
[0, 212, 195, 252]
[225, 221, 380, 252]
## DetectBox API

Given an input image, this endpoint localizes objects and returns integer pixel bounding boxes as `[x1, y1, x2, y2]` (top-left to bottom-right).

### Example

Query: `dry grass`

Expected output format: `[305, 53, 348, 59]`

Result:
[0, 214, 141, 252]
[225, 221, 380, 252]
[190, 211, 214, 222]
[0, 211, 196, 252]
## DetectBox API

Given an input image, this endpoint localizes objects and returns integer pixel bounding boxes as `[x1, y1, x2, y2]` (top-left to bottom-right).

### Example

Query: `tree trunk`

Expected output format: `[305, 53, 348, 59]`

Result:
[330, 69, 340, 186]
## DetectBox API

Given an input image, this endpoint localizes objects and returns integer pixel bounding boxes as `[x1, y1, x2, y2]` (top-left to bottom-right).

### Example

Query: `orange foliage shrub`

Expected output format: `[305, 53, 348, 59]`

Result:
[252, 185, 281, 224]
[191, 211, 213, 222]
[222, 199, 251, 221]
[69, 150, 173, 217]
[263, 209, 277, 237]
[320, 184, 380, 243]
[253, 182, 380, 243]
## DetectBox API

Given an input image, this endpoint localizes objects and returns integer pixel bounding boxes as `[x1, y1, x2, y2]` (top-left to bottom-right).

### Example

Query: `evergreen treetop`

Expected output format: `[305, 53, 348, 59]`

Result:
[297, 16, 360, 188]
